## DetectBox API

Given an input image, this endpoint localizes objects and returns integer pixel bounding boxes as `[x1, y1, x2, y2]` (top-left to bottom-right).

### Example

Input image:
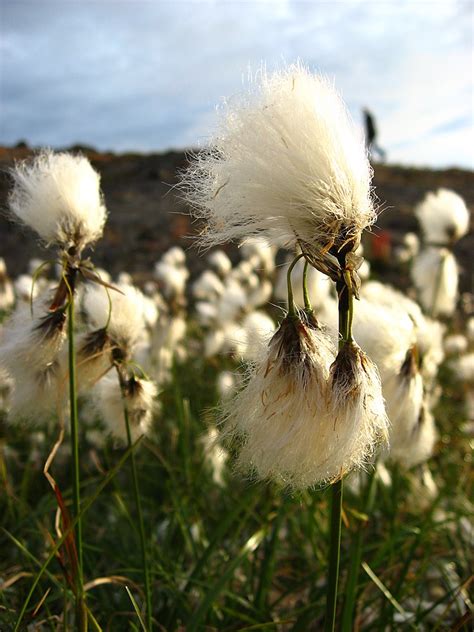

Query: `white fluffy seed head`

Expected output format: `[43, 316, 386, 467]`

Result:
[415, 188, 469, 244]
[83, 283, 148, 362]
[451, 352, 474, 383]
[8, 151, 107, 252]
[443, 334, 468, 356]
[192, 270, 225, 300]
[207, 249, 232, 276]
[411, 247, 459, 317]
[0, 292, 67, 421]
[388, 400, 437, 468]
[328, 341, 390, 467]
[181, 64, 375, 261]
[154, 261, 188, 299]
[161, 246, 186, 266]
[222, 312, 381, 489]
[240, 237, 276, 275]
[93, 374, 158, 443]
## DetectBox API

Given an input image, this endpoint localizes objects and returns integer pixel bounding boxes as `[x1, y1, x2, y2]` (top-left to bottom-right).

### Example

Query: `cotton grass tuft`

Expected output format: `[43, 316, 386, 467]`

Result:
[181, 64, 375, 270]
[8, 151, 106, 252]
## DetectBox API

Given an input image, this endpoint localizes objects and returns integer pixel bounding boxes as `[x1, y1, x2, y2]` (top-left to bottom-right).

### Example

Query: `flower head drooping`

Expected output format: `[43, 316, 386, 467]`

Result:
[0, 291, 67, 419]
[223, 311, 341, 489]
[181, 64, 375, 287]
[329, 341, 389, 470]
[93, 373, 158, 443]
[8, 151, 107, 254]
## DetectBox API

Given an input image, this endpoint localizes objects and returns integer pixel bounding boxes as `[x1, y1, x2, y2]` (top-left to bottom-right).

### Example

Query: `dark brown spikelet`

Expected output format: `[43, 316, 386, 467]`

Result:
[35, 308, 67, 339]
[330, 341, 361, 401]
[80, 327, 110, 359]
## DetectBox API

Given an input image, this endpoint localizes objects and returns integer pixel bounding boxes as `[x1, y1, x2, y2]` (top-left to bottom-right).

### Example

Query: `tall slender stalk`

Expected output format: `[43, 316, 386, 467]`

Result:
[323, 275, 353, 632]
[67, 293, 87, 631]
[341, 468, 377, 631]
[117, 368, 153, 631]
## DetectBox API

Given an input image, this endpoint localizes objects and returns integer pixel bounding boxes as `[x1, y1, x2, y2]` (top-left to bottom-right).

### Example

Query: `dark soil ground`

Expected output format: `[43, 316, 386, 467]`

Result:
[0, 144, 472, 290]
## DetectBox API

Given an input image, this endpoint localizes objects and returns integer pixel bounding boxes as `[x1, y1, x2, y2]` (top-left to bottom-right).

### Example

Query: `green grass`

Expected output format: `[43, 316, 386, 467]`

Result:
[0, 354, 472, 631]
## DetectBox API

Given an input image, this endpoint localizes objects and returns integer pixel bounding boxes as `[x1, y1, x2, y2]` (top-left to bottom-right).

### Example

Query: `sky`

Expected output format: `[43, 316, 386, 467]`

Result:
[1, 0, 473, 169]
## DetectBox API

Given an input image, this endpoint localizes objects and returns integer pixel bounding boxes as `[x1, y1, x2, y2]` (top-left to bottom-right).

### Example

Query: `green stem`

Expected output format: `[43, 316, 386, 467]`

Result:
[286, 253, 305, 318]
[67, 295, 87, 631]
[302, 260, 312, 313]
[324, 479, 343, 632]
[117, 368, 153, 631]
[341, 468, 377, 631]
[323, 275, 354, 631]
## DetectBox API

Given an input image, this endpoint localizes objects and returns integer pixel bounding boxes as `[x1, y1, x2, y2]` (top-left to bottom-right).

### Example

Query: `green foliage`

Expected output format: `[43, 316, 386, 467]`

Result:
[0, 354, 472, 630]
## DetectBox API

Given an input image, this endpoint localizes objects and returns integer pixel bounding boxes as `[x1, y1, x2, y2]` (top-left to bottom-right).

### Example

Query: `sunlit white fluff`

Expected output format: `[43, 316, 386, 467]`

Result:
[216, 370, 237, 400]
[222, 312, 387, 489]
[204, 328, 226, 357]
[389, 401, 437, 468]
[240, 237, 276, 275]
[360, 281, 445, 386]
[14, 274, 41, 302]
[0, 292, 67, 419]
[241, 311, 275, 361]
[161, 246, 186, 267]
[154, 261, 188, 299]
[181, 64, 375, 261]
[411, 247, 459, 317]
[467, 317, 474, 343]
[328, 341, 390, 473]
[0, 258, 15, 312]
[443, 334, 468, 356]
[415, 188, 469, 245]
[83, 283, 148, 363]
[216, 280, 247, 322]
[195, 301, 218, 327]
[207, 249, 232, 276]
[192, 270, 224, 300]
[200, 427, 229, 486]
[93, 374, 157, 443]
[248, 279, 273, 309]
[395, 232, 420, 263]
[221, 322, 248, 358]
[451, 353, 474, 383]
[8, 151, 107, 251]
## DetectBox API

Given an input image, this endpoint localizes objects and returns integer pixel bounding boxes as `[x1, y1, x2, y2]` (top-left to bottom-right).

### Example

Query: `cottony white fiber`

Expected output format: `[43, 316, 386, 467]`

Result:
[93, 374, 157, 443]
[83, 283, 148, 361]
[415, 189, 469, 245]
[181, 64, 375, 258]
[411, 247, 459, 317]
[8, 151, 107, 251]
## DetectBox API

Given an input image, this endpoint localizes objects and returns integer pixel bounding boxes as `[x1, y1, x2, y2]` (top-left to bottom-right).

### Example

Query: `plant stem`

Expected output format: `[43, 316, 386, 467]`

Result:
[341, 468, 377, 631]
[323, 276, 353, 631]
[324, 479, 343, 632]
[117, 368, 153, 631]
[302, 260, 312, 312]
[67, 294, 87, 631]
[286, 253, 305, 318]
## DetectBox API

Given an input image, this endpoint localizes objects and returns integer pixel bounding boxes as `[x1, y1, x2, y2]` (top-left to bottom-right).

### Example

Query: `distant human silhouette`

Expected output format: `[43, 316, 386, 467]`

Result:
[363, 108, 386, 162]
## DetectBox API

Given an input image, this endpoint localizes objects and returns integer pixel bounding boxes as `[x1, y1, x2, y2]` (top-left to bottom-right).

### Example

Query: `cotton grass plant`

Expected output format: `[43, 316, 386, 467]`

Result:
[4, 151, 110, 628]
[181, 63, 390, 631]
[3, 151, 157, 630]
